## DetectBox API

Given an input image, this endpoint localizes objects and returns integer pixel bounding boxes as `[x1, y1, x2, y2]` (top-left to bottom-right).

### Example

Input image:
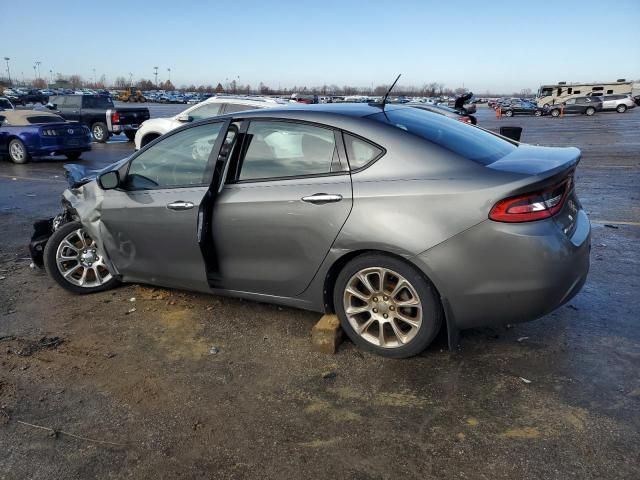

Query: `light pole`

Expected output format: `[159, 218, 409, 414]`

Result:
[154, 66, 158, 88]
[92, 67, 96, 85]
[167, 67, 171, 83]
[35, 61, 41, 80]
[49, 69, 53, 85]
[33, 65, 37, 84]
[129, 72, 133, 88]
[3, 57, 10, 85]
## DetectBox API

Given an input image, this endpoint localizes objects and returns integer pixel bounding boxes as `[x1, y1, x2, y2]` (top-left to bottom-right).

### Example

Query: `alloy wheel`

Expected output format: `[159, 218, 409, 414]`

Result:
[55, 228, 112, 288]
[9, 141, 25, 162]
[343, 267, 422, 348]
[93, 125, 104, 141]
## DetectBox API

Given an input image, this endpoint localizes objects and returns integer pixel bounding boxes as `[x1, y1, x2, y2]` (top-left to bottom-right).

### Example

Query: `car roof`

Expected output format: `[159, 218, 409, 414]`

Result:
[225, 102, 404, 118]
[0, 110, 64, 125]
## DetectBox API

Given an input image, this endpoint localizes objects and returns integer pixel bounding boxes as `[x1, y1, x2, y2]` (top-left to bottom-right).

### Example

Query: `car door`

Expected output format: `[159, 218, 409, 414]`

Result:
[59, 96, 82, 122]
[98, 120, 229, 291]
[564, 98, 578, 114]
[211, 119, 353, 297]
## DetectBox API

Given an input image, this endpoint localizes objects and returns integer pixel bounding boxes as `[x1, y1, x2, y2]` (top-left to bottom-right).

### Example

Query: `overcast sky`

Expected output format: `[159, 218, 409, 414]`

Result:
[2, 0, 639, 92]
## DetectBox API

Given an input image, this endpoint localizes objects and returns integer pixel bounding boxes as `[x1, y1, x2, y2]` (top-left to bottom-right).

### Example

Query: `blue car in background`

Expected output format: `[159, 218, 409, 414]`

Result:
[0, 110, 92, 164]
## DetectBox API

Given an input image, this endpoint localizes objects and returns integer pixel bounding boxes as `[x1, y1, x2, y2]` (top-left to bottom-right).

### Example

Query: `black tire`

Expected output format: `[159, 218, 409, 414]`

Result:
[585, 107, 595, 116]
[616, 104, 627, 113]
[550, 108, 560, 117]
[43, 221, 119, 295]
[534, 110, 542, 117]
[8, 138, 30, 164]
[124, 131, 136, 141]
[91, 122, 110, 143]
[333, 253, 443, 358]
[65, 152, 82, 161]
[504, 109, 514, 117]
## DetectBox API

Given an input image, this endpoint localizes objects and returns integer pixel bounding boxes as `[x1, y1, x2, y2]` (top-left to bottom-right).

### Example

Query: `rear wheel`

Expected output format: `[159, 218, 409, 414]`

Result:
[333, 253, 442, 358]
[616, 104, 627, 113]
[8, 139, 30, 164]
[534, 110, 542, 117]
[585, 107, 596, 116]
[504, 109, 514, 117]
[44, 221, 119, 294]
[91, 122, 110, 143]
[551, 108, 561, 117]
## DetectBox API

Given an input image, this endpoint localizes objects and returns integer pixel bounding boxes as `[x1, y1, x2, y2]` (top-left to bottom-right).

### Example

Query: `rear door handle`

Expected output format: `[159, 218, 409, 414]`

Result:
[167, 201, 195, 210]
[301, 193, 343, 204]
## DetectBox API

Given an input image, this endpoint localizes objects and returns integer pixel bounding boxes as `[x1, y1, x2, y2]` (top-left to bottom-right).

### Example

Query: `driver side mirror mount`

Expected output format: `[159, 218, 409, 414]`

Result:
[97, 171, 120, 190]
[177, 113, 193, 123]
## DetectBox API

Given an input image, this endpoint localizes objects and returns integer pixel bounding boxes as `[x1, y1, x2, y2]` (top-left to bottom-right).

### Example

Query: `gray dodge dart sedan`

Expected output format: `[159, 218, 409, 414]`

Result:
[30, 103, 590, 358]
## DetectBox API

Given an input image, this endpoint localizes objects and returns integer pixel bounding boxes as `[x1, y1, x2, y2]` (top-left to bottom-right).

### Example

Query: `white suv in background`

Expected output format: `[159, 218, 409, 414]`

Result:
[600, 94, 636, 113]
[134, 95, 289, 150]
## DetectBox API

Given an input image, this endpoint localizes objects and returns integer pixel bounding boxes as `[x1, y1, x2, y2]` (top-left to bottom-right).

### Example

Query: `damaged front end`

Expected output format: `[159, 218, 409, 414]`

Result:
[29, 159, 127, 268]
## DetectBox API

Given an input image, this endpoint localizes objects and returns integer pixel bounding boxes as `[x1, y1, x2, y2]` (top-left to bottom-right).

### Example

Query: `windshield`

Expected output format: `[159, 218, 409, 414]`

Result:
[370, 107, 516, 165]
[538, 87, 554, 98]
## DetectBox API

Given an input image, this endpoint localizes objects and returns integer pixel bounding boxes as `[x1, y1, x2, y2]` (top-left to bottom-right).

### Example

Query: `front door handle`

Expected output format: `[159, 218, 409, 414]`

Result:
[167, 201, 195, 210]
[301, 193, 343, 205]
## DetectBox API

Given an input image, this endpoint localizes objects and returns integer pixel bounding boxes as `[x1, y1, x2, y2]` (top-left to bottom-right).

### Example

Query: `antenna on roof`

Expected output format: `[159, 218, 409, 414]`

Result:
[380, 74, 402, 109]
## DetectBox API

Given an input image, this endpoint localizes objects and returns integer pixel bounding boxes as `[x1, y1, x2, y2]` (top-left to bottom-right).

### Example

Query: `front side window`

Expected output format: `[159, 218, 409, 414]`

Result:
[83, 96, 114, 109]
[126, 122, 224, 189]
[239, 121, 337, 181]
[566, 99, 577, 105]
[188, 103, 223, 121]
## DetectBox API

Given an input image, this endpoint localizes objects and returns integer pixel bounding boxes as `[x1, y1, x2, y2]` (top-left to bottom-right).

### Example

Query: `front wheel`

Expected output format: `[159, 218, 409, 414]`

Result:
[91, 122, 110, 143]
[43, 221, 119, 294]
[8, 139, 30, 164]
[585, 107, 596, 116]
[616, 104, 627, 113]
[534, 110, 542, 117]
[504, 110, 514, 117]
[550, 109, 561, 117]
[333, 253, 442, 358]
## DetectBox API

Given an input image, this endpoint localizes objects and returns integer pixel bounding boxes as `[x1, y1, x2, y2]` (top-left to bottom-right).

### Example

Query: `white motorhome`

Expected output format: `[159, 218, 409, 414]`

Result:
[536, 80, 633, 107]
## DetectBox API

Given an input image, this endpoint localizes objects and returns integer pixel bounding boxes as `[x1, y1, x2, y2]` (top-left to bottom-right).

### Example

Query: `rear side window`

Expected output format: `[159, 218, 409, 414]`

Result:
[83, 96, 113, 109]
[239, 121, 337, 181]
[370, 108, 515, 166]
[343, 133, 383, 169]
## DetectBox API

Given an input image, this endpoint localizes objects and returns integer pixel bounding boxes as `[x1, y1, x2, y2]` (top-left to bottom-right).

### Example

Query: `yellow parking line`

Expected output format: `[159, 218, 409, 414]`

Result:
[0, 174, 66, 183]
[592, 220, 640, 226]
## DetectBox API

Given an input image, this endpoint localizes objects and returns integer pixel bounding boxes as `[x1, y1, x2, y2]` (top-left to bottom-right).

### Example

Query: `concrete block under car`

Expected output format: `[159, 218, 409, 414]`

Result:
[312, 314, 343, 354]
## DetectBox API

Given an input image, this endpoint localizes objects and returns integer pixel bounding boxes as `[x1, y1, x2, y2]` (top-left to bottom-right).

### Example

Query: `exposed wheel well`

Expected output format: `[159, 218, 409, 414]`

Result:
[141, 132, 161, 147]
[323, 248, 452, 347]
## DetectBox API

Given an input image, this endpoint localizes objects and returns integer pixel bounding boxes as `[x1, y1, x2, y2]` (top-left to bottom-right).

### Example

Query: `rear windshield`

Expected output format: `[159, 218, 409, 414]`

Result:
[28, 115, 65, 124]
[370, 107, 516, 165]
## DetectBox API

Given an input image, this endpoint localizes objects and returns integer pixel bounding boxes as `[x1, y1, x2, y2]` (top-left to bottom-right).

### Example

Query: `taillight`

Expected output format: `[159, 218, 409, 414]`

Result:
[111, 111, 120, 124]
[489, 178, 571, 222]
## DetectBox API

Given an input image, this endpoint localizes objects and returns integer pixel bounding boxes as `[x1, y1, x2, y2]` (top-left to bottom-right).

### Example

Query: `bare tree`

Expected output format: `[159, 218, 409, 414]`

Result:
[69, 74, 83, 88]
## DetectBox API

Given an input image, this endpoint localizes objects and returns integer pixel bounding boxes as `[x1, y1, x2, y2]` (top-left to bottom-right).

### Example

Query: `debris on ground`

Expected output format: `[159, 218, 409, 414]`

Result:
[322, 371, 337, 379]
[517, 337, 529, 343]
[29, 263, 36, 269]
[209, 346, 220, 355]
[568, 305, 579, 311]
[126, 308, 136, 314]
[0, 276, 6, 280]
[129, 297, 136, 302]
[604, 224, 619, 229]
[519, 377, 532, 384]
[16, 336, 64, 357]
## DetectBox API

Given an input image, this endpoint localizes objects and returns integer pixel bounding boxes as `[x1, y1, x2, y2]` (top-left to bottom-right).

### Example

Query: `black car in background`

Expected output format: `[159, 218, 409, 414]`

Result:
[47, 94, 150, 142]
[547, 97, 602, 117]
[11, 89, 49, 105]
[634, 95, 640, 107]
[501, 99, 546, 117]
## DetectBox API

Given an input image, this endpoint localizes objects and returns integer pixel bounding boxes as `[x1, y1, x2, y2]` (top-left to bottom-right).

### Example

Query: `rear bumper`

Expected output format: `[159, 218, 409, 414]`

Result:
[415, 210, 591, 330]
[29, 144, 91, 156]
[111, 124, 140, 133]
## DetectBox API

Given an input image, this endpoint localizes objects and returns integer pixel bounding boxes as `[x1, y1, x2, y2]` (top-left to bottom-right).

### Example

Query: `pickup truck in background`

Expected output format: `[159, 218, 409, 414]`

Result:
[46, 94, 150, 142]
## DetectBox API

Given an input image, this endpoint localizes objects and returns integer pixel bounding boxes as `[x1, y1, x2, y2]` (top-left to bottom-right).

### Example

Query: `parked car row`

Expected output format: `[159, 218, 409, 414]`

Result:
[491, 94, 636, 116]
